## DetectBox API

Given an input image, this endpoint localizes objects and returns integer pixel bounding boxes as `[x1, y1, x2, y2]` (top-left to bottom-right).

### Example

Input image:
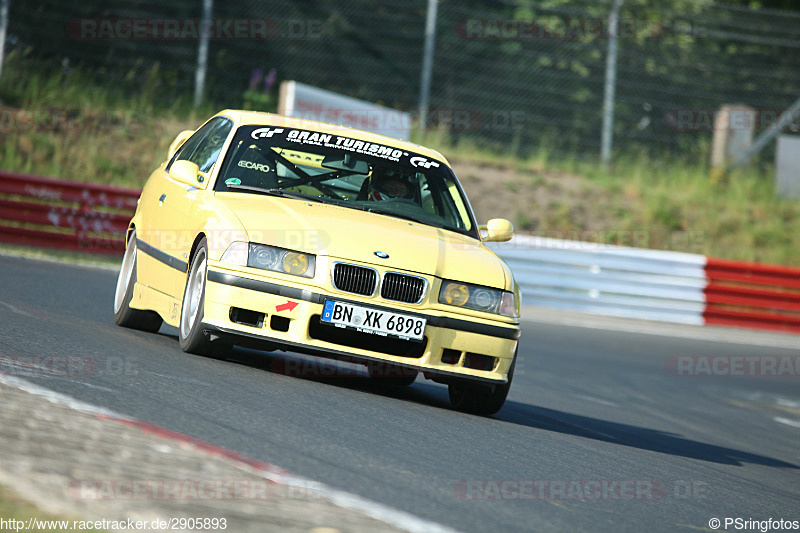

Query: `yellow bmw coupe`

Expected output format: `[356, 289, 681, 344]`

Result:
[113, 110, 520, 415]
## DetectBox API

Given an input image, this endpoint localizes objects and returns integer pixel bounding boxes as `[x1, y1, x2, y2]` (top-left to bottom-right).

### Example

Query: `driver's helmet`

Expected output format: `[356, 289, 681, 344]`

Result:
[369, 169, 417, 201]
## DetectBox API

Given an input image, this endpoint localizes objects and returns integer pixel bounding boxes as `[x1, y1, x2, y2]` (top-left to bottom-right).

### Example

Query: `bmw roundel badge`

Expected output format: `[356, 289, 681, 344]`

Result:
[374, 251, 389, 259]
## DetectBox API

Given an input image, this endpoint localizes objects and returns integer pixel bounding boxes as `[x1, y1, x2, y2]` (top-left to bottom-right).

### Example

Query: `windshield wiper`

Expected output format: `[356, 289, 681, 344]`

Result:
[224, 184, 322, 203]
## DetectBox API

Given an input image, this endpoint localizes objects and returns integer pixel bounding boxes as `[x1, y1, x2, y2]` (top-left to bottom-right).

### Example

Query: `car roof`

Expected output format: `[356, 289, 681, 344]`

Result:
[213, 109, 451, 165]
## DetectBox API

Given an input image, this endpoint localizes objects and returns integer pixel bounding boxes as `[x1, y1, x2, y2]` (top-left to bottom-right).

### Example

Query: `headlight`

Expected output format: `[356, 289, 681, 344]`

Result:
[221, 241, 315, 278]
[439, 280, 517, 317]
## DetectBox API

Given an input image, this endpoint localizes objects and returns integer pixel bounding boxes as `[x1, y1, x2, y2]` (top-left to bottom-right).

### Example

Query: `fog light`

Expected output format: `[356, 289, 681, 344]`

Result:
[442, 282, 469, 306]
[283, 252, 310, 276]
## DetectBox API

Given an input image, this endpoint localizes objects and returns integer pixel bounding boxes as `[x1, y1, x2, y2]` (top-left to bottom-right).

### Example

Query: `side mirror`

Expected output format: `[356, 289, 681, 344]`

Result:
[482, 218, 514, 242]
[170, 160, 208, 189]
[168, 130, 194, 161]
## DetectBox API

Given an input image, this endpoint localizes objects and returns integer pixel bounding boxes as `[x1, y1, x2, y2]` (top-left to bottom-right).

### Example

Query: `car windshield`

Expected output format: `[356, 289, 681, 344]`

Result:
[214, 126, 477, 237]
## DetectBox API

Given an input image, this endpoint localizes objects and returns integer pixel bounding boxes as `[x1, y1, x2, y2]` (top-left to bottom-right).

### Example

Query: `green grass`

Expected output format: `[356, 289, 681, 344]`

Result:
[419, 133, 800, 265]
[0, 484, 100, 533]
[0, 52, 216, 187]
[0, 243, 120, 269]
[2, 56, 799, 266]
[570, 154, 800, 265]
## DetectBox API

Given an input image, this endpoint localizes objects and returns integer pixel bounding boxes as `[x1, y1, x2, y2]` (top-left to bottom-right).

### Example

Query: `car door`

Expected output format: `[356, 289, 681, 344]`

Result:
[141, 117, 233, 304]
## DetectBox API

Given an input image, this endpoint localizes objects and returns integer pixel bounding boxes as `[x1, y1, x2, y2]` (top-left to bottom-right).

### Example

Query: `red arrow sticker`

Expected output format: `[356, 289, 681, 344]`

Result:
[275, 301, 298, 313]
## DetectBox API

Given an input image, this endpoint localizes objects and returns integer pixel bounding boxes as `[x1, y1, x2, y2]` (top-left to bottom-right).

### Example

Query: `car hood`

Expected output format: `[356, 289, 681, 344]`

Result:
[217, 194, 508, 289]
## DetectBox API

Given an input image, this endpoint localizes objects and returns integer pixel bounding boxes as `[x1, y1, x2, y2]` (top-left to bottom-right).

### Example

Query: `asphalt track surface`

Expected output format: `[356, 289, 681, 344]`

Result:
[1, 254, 798, 532]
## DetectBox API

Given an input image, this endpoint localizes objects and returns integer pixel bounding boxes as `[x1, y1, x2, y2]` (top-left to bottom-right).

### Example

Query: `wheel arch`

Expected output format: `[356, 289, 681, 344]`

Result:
[187, 232, 208, 270]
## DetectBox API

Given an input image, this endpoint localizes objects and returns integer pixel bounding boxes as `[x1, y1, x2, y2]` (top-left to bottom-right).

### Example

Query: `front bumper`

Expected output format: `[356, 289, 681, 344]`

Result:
[202, 266, 520, 384]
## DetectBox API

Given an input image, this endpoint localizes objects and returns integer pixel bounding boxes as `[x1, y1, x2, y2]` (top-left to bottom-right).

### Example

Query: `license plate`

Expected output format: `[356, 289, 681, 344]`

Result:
[321, 300, 426, 342]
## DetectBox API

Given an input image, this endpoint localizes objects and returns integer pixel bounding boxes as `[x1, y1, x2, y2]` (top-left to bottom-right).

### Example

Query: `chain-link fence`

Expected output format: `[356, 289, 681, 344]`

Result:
[3, 0, 799, 161]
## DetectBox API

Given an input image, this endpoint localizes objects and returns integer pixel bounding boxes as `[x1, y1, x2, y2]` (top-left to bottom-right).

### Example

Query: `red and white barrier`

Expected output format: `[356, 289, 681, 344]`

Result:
[703, 258, 800, 334]
[1, 172, 798, 335]
[0, 171, 138, 254]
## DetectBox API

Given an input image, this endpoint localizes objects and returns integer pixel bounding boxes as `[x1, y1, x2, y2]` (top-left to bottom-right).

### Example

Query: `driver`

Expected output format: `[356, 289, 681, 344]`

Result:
[369, 170, 417, 201]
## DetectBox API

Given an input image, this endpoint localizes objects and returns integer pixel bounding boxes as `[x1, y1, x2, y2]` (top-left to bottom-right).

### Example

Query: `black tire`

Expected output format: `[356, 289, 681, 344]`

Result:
[179, 238, 230, 359]
[448, 355, 515, 416]
[113, 229, 163, 333]
[367, 362, 418, 387]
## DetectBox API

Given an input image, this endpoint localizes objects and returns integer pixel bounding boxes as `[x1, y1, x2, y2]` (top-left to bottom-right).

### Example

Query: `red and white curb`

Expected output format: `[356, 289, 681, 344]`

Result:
[0, 372, 458, 533]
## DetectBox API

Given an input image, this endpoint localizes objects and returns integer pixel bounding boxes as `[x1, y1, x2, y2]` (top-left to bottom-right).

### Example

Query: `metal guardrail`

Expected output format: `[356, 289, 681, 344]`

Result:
[0, 171, 138, 254]
[488, 236, 708, 325]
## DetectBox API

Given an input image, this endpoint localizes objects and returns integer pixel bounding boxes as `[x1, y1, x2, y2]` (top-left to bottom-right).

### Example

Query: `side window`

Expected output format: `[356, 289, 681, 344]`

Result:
[446, 181, 471, 231]
[419, 174, 438, 215]
[167, 118, 232, 173]
[193, 119, 233, 173]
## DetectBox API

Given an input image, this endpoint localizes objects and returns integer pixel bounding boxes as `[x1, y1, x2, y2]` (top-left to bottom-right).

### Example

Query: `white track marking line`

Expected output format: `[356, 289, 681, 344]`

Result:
[0, 372, 459, 533]
[774, 417, 800, 429]
[0, 300, 38, 318]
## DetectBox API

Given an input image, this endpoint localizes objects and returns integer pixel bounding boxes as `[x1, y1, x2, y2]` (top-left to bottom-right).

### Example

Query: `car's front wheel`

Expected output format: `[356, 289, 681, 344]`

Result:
[448, 354, 515, 416]
[179, 237, 229, 358]
[113, 229, 163, 333]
